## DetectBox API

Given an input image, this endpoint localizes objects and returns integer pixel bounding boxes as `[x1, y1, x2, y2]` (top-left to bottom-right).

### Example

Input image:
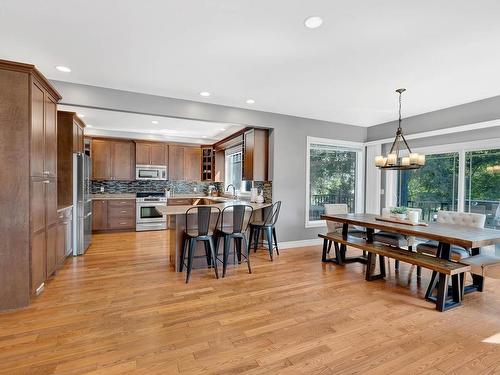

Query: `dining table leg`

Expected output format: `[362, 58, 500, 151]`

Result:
[469, 247, 485, 292]
[429, 242, 463, 311]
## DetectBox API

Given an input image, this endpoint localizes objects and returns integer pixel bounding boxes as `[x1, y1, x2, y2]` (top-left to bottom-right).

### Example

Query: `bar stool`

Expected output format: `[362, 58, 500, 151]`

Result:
[180, 206, 221, 283]
[214, 204, 253, 277]
[248, 201, 281, 261]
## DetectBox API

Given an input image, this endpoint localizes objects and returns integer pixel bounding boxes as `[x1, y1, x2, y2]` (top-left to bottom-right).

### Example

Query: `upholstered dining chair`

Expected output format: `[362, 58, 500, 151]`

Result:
[373, 208, 422, 273]
[416, 210, 486, 276]
[417, 211, 486, 257]
[324, 204, 366, 255]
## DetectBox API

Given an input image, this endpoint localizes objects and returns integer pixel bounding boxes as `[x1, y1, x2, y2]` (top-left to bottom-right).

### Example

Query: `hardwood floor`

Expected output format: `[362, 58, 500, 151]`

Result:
[1, 231, 500, 374]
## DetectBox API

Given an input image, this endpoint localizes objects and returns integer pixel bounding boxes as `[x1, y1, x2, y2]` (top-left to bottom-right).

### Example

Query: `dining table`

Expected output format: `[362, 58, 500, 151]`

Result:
[320, 213, 500, 309]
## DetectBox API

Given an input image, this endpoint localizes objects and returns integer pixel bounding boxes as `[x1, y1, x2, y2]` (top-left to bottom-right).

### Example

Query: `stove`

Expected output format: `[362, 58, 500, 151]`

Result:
[136, 192, 167, 231]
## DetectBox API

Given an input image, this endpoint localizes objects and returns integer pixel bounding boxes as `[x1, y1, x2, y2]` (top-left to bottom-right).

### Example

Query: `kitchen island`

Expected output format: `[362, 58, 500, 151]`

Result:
[157, 197, 272, 271]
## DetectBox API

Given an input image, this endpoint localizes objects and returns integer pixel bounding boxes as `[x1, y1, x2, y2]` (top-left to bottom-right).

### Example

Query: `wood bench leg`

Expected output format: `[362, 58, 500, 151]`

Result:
[365, 252, 385, 281]
[425, 271, 438, 301]
[436, 273, 449, 312]
[322, 238, 343, 265]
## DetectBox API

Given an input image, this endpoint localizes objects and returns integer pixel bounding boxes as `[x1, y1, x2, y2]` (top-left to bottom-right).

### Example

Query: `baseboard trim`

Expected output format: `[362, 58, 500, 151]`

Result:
[278, 238, 323, 249]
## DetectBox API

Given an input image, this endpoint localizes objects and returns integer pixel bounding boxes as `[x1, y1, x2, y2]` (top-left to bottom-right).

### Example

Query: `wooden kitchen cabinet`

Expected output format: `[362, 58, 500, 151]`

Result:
[168, 145, 184, 180]
[73, 120, 84, 153]
[92, 139, 111, 180]
[58, 111, 87, 208]
[111, 141, 134, 180]
[243, 129, 268, 181]
[92, 199, 108, 231]
[57, 207, 72, 266]
[0, 60, 62, 310]
[92, 199, 136, 231]
[184, 147, 201, 181]
[168, 145, 201, 181]
[92, 138, 135, 180]
[135, 142, 167, 166]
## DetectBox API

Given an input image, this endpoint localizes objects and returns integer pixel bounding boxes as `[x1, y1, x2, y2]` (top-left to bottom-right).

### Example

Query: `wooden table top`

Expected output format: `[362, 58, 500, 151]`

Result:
[321, 213, 500, 249]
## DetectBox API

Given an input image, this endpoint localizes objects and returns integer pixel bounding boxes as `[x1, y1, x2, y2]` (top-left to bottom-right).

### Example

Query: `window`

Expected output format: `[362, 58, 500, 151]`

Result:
[224, 147, 249, 193]
[398, 152, 459, 222]
[392, 139, 500, 228]
[465, 148, 500, 229]
[306, 137, 364, 227]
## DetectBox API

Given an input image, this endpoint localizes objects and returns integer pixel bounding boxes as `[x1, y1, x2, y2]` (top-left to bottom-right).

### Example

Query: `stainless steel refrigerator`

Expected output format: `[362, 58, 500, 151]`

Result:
[73, 153, 92, 255]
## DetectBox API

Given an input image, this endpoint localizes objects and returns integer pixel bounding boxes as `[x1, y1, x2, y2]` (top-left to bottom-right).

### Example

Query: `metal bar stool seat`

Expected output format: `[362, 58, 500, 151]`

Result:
[248, 201, 281, 261]
[214, 204, 253, 277]
[180, 206, 221, 283]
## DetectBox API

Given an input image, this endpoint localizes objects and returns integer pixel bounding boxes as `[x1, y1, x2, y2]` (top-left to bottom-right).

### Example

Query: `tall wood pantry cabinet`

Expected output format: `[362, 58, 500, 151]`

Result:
[0, 60, 62, 311]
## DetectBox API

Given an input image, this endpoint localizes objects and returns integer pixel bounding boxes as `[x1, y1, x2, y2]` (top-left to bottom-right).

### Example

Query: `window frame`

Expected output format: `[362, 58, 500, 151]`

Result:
[305, 136, 365, 228]
[387, 137, 500, 214]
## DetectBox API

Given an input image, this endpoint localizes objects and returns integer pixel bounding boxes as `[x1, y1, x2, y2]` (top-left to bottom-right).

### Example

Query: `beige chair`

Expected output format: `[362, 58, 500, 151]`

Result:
[324, 204, 366, 256]
[417, 211, 486, 259]
[417, 210, 486, 278]
[373, 208, 422, 272]
[324, 204, 366, 236]
[462, 255, 500, 278]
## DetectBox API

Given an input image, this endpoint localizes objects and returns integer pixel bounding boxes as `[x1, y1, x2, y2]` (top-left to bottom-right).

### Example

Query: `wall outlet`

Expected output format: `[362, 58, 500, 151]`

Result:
[100, 187, 104, 192]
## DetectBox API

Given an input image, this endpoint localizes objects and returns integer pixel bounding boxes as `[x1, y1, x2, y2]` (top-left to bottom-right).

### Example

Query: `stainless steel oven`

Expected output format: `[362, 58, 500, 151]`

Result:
[136, 165, 167, 180]
[136, 192, 167, 231]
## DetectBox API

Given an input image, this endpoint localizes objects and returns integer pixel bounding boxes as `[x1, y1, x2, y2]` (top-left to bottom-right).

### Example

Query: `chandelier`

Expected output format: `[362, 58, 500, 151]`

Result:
[375, 88, 425, 170]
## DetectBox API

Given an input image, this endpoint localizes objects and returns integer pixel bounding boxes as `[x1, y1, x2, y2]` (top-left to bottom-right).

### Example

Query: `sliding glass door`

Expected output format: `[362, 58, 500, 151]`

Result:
[398, 152, 459, 222]
[465, 149, 500, 229]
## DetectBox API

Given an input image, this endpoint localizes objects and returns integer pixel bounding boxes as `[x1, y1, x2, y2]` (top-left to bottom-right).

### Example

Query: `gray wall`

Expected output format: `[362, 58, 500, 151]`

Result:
[368, 94, 500, 141]
[52, 81, 367, 242]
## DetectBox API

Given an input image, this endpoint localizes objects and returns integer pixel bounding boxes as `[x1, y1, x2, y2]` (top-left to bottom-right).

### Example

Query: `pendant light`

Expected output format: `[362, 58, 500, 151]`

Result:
[375, 88, 425, 170]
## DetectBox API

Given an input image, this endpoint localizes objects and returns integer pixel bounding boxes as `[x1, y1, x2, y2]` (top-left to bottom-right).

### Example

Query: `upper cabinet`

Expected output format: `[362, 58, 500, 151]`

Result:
[201, 147, 214, 181]
[92, 138, 135, 180]
[168, 145, 201, 181]
[135, 142, 168, 166]
[243, 129, 269, 181]
[57, 111, 86, 207]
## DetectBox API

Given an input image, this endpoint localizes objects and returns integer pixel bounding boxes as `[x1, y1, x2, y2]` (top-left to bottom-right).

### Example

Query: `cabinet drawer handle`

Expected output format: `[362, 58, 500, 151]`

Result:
[119, 222, 127, 225]
[121, 210, 127, 213]
[43, 180, 50, 184]
[43, 171, 50, 175]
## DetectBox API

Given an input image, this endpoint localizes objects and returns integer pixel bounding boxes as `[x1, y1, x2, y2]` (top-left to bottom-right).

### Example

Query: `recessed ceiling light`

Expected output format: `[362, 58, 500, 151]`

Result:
[202, 136, 208, 138]
[219, 128, 226, 131]
[152, 120, 159, 124]
[304, 16, 323, 29]
[77, 113, 85, 118]
[55, 65, 71, 73]
[86, 124, 93, 128]
[246, 99, 255, 104]
[200, 91, 211, 97]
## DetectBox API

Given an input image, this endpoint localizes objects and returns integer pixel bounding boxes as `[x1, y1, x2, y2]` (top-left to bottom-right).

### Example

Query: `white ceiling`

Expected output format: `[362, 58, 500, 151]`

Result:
[59, 105, 244, 143]
[2, 1, 500, 126]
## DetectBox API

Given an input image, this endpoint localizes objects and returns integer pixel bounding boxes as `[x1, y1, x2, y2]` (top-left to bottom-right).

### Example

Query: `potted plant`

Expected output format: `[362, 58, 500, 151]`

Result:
[390, 206, 408, 220]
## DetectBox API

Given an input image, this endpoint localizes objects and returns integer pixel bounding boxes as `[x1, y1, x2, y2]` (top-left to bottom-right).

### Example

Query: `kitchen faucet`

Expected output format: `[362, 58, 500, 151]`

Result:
[226, 184, 236, 199]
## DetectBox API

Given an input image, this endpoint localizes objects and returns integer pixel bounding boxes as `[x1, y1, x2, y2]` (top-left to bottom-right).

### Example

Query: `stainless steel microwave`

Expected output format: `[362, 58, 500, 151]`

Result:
[135, 165, 167, 180]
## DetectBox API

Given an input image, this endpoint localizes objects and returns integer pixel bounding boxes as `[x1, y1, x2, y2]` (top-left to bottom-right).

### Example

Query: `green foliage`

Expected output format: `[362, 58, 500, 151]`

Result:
[391, 206, 408, 214]
[465, 149, 500, 201]
[309, 147, 356, 196]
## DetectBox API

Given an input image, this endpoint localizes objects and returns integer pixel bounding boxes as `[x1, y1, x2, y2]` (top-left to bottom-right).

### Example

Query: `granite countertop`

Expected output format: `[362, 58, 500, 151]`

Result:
[158, 199, 271, 215]
[91, 193, 136, 200]
[57, 204, 73, 212]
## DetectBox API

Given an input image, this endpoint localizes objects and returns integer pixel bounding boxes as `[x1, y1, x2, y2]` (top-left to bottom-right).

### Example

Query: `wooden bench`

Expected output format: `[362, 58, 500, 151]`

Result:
[319, 233, 471, 311]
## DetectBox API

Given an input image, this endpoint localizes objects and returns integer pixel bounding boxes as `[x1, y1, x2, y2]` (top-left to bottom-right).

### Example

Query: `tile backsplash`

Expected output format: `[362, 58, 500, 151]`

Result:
[91, 180, 222, 195]
[91, 180, 273, 202]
